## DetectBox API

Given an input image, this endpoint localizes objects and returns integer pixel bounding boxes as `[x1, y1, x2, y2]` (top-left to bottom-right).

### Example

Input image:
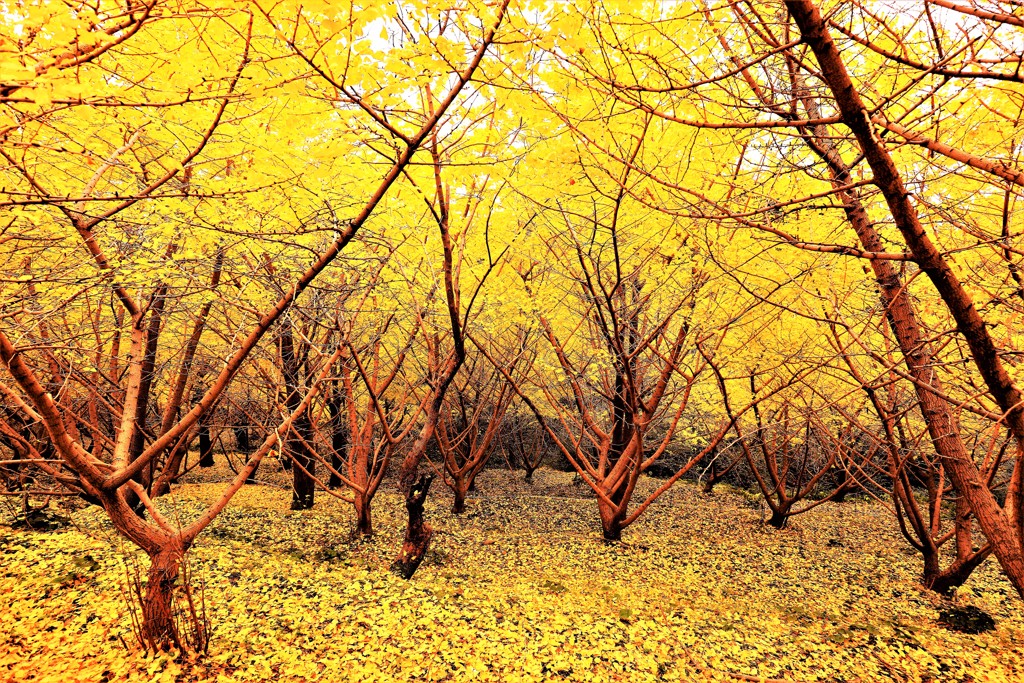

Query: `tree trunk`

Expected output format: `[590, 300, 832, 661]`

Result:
[329, 425, 347, 490]
[234, 424, 250, 454]
[922, 548, 942, 588]
[922, 498, 992, 594]
[392, 474, 434, 579]
[150, 426, 199, 498]
[452, 483, 467, 514]
[524, 467, 535, 484]
[923, 542, 991, 596]
[128, 287, 167, 476]
[233, 416, 257, 484]
[598, 500, 624, 541]
[355, 495, 373, 536]
[245, 455, 259, 485]
[280, 325, 315, 509]
[928, 557, 988, 596]
[703, 460, 719, 495]
[142, 548, 181, 651]
[198, 421, 213, 467]
[832, 469, 855, 503]
[767, 506, 790, 529]
[289, 413, 315, 510]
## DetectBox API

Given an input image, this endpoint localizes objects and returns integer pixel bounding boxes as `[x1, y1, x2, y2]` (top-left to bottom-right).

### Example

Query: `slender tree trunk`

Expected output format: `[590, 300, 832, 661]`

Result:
[280, 325, 315, 509]
[119, 291, 167, 514]
[703, 459, 719, 495]
[198, 420, 213, 467]
[234, 415, 258, 484]
[289, 413, 316, 510]
[804, 141, 989, 586]
[329, 424, 347, 490]
[128, 288, 167, 475]
[245, 455, 259, 485]
[234, 423, 250, 454]
[150, 429, 195, 498]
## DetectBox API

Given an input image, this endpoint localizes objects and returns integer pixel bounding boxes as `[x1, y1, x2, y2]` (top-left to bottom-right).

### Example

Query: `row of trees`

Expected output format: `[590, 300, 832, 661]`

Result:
[4, 0, 1024, 651]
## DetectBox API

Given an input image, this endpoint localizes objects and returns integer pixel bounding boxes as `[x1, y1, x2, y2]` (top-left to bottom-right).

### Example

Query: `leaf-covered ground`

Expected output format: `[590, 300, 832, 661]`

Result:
[2, 467, 1021, 683]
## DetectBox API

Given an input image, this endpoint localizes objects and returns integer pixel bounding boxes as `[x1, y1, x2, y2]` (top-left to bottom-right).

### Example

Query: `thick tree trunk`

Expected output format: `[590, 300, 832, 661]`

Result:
[142, 548, 181, 651]
[355, 496, 373, 536]
[598, 499, 624, 541]
[923, 498, 992, 594]
[767, 507, 789, 530]
[392, 474, 434, 579]
[392, 399, 445, 578]
[922, 550, 942, 591]
[928, 557, 989, 596]
[923, 542, 991, 595]
[524, 467, 535, 484]
[452, 483, 467, 514]
[832, 469, 855, 503]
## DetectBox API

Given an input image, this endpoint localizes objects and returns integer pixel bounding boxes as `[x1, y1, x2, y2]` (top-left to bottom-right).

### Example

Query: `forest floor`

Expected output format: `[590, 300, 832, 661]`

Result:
[1, 463, 1021, 683]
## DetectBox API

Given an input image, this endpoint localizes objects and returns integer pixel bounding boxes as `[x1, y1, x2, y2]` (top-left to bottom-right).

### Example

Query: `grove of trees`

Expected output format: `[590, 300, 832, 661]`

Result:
[4, 0, 1024, 661]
